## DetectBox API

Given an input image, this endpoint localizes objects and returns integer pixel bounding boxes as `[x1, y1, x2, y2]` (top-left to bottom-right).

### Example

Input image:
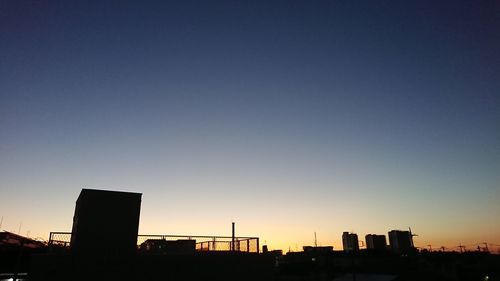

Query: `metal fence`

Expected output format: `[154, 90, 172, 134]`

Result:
[138, 234, 259, 253]
[48, 232, 259, 253]
[48, 232, 71, 247]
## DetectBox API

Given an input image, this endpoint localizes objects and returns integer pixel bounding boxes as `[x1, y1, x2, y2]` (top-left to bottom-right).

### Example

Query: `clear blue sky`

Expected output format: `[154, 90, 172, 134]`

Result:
[1, 1, 499, 250]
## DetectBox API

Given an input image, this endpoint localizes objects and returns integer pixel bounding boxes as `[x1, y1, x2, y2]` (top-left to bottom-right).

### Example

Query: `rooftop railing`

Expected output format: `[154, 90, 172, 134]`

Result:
[48, 232, 259, 253]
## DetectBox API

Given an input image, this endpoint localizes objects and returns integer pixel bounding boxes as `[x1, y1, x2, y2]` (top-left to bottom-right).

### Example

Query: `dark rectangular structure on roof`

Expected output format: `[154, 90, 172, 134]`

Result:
[70, 188, 142, 256]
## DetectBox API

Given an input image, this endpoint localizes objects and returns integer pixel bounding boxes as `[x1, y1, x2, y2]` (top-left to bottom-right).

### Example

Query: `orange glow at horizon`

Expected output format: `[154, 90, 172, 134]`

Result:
[2, 217, 499, 254]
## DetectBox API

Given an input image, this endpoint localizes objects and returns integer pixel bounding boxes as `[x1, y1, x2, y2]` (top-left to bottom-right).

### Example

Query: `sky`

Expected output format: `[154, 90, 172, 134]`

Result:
[1, 0, 499, 252]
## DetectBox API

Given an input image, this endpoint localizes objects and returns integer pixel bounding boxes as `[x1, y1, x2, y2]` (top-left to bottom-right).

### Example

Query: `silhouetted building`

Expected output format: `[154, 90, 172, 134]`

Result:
[31, 189, 275, 281]
[303, 246, 334, 253]
[388, 230, 413, 254]
[140, 239, 196, 254]
[262, 244, 268, 253]
[0, 231, 45, 249]
[70, 188, 142, 256]
[342, 232, 359, 252]
[365, 234, 387, 250]
[269, 249, 283, 256]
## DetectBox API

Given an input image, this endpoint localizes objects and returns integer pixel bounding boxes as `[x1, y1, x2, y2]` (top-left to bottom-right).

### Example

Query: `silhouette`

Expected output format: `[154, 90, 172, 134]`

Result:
[4, 188, 499, 281]
[29, 188, 273, 281]
[139, 239, 196, 254]
[343, 232, 359, 252]
[0, 231, 46, 280]
[365, 234, 387, 251]
[70, 189, 142, 256]
[388, 230, 414, 254]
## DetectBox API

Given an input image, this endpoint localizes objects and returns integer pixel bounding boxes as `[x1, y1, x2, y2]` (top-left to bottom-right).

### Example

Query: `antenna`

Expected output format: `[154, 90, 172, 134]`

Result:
[314, 232, 317, 247]
[18, 222, 22, 235]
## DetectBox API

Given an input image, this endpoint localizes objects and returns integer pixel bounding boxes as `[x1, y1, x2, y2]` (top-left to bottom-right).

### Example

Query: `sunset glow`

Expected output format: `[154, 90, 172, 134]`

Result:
[1, 1, 499, 255]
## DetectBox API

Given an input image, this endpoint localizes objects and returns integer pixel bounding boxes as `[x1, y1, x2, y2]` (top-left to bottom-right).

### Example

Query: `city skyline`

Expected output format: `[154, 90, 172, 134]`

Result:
[1, 0, 499, 253]
[1, 185, 498, 253]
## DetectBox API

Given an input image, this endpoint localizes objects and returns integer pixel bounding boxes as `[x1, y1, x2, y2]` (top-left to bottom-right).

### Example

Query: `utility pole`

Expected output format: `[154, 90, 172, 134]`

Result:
[314, 232, 317, 247]
[458, 243, 465, 253]
[231, 222, 235, 252]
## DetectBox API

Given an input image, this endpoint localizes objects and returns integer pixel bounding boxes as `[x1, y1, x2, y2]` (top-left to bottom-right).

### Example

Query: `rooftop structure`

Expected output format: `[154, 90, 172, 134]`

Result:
[70, 188, 142, 256]
[0, 231, 46, 249]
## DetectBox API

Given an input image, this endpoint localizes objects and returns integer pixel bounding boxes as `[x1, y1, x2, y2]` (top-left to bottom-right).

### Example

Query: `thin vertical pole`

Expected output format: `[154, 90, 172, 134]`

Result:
[231, 222, 235, 252]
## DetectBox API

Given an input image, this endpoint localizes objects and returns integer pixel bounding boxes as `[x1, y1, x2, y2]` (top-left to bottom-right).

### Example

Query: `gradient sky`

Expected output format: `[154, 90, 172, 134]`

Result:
[1, 1, 499, 252]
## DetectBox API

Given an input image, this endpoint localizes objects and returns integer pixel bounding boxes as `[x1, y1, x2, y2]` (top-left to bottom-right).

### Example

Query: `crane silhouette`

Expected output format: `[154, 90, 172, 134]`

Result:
[408, 227, 418, 248]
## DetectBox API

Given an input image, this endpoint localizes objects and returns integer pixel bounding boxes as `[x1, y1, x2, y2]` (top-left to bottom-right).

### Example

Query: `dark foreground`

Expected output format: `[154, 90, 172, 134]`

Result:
[1, 247, 499, 281]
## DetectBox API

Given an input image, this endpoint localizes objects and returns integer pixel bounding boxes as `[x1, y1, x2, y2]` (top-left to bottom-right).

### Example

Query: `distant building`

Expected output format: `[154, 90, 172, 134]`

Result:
[388, 230, 413, 254]
[269, 249, 283, 256]
[0, 231, 45, 249]
[70, 188, 142, 256]
[140, 239, 196, 254]
[263, 245, 269, 253]
[365, 234, 387, 250]
[342, 232, 359, 252]
[303, 246, 334, 253]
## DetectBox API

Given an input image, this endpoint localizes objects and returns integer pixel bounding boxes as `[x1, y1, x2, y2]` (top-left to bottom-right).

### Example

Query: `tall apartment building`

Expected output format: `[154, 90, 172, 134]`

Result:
[388, 230, 413, 254]
[342, 232, 359, 252]
[365, 234, 387, 250]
